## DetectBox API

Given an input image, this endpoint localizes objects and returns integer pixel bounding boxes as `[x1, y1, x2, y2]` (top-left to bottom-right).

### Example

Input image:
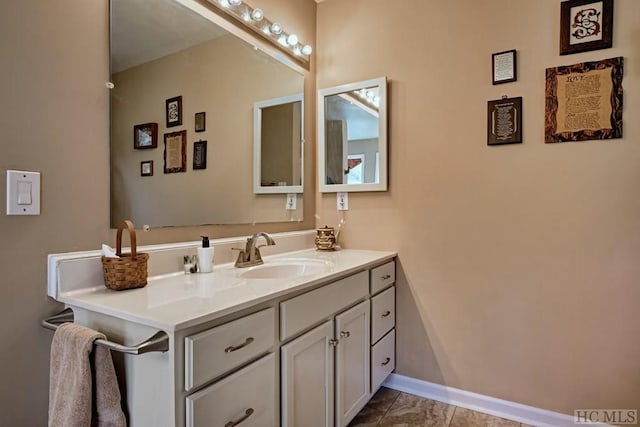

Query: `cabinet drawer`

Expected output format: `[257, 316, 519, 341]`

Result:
[371, 286, 395, 344]
[371, 329, 395, 393]
[185, 308, 275, 391]
[370, 261, 395, 295]
[186, 353, 275, 427]
[280, 271, 368, 341]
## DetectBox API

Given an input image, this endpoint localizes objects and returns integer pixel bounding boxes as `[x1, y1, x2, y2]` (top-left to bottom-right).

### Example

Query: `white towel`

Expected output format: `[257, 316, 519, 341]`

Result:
[48, 323, 126, 427]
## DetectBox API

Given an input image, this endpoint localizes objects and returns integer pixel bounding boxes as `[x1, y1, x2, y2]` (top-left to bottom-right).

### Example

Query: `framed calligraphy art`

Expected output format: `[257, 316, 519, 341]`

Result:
[560, 0, 613, 55]
[163, 130, 187, 173]
[487, 96, 523, 145]
[545, 57, 623, 143]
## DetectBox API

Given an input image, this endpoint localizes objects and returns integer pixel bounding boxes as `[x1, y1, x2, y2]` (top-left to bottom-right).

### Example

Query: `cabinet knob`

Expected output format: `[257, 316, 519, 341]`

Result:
[340, 331, 350, 339]
[225, 408, 254, 427]
[381, 357, 391, 366]
[381, 310, 391, 318]
[329, 339, 339, 347]
[224, 337, 255, 353]
[381, 274, 391, 280]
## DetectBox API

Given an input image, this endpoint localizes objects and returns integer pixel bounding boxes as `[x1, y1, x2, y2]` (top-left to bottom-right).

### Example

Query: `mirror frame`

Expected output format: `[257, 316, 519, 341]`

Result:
[253, 93, 304, 194]
[317, 76, 388, 193]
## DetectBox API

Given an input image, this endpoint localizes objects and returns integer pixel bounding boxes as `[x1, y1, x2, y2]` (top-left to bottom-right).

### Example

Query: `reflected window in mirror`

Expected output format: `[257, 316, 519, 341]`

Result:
[318, 77, 387, 193]
[253, 94, 304, 194]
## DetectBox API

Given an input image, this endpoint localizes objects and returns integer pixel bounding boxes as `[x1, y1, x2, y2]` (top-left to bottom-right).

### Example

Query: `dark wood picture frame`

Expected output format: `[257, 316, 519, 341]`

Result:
[163, 130, 187, 173]
[545, 57, 623, 143]
[487, 96, 523, 145]
[492, 49, 517, 85]
[560, 0, 613, 55]
[165, 96, 183, 128]
[140, 160, 154, 177]
[195, 112, 206, 132]
[193, 140, 207, 170]
[133, 123, 158, 149]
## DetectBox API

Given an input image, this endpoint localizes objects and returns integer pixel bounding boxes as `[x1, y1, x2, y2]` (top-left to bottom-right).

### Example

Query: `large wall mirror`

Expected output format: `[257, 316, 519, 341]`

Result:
[110, 0, 304, 227]
[318, 77, 387, 193]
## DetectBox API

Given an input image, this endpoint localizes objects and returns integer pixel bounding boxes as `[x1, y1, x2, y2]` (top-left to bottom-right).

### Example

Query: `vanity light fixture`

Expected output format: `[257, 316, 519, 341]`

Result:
[353, 88, 380, 109]
[207, 0, 312, 63]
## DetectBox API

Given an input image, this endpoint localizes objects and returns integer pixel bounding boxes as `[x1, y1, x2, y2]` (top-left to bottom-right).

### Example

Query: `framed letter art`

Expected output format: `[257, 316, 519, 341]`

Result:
[560, 0, 613, 55]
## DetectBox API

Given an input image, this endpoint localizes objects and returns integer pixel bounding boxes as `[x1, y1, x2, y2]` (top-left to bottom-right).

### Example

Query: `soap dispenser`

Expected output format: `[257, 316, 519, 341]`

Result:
[197, 236, 214, 273]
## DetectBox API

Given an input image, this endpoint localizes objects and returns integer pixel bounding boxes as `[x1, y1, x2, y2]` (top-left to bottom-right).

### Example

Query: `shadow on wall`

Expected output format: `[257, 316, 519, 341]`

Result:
[394, 258, 457, 387]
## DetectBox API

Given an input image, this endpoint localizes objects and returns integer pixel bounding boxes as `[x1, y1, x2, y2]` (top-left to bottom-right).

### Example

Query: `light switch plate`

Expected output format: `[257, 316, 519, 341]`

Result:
[6, 170, 40, 215]
[337, 192, 349, 211]
[286, 193, 297, 210]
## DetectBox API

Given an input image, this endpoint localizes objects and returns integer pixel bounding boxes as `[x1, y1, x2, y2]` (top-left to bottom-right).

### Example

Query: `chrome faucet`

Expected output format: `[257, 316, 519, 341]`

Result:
[233, 232, 276, 268]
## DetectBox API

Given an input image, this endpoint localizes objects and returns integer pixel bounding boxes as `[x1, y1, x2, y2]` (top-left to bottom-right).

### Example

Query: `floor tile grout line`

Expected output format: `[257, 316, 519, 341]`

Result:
[375, 389, 402, 426]
[448, 405, 458, 427]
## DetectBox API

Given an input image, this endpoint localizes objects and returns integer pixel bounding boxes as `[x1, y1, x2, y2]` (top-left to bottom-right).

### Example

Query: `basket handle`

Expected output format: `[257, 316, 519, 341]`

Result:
[116, 220, 138, 257]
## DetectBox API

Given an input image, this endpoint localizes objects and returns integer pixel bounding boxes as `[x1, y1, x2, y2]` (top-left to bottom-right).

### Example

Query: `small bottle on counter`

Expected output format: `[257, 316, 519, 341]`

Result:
[197, 236, 214, 273]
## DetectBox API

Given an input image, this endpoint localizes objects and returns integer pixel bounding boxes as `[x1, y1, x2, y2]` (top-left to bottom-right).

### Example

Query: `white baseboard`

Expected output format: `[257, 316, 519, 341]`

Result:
[382, 373, 592, 427]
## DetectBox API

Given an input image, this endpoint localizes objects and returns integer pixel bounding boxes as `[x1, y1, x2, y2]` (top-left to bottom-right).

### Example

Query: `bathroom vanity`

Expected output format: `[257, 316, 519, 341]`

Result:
[47, 232, 396, 427]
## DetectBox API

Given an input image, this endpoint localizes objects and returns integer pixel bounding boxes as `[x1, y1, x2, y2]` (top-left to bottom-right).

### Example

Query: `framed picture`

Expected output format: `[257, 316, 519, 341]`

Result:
[193, 140, 207, 170]
[487, 96, 523, 145]
[163, 130, 187, 173]
[133, 123, 158, 149]
[195, 112, 206, 132]
[165, 96, 183, 128]
[140, 160, 153, 177]
[492, 49, 517, 85]
[545, 57, 623, 143]
[560, 0, 613, 55]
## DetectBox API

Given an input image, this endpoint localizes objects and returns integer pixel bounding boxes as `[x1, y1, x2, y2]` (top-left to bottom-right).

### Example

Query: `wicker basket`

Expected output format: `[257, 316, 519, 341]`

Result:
[101, 220, 149, 291]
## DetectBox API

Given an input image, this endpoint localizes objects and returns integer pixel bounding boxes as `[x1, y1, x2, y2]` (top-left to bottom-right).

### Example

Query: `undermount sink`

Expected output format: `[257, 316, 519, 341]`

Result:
[237, 259, 331, 279]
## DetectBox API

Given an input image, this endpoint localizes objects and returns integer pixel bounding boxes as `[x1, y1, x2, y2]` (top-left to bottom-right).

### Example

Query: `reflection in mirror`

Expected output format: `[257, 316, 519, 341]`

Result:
[318, 77, 387, 193]
[253, 94, 304, 194]
[110, 0, 304, 227]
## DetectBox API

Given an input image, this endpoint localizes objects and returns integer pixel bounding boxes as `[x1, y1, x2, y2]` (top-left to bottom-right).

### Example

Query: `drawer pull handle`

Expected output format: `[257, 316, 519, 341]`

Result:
[381, 357, 391, 366]
[224, 337, 255, 353]
[225, 408, 254, 427]
[340, 331, 350, 339]
[381, 274, 391, 280]
[329, 339, 339, 347]
[381, 310, 392, 318]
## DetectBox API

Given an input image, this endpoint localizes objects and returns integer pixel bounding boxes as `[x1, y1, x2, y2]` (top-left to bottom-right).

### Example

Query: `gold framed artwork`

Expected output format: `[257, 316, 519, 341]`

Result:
[545, 57, 623, 143]
[163, 130, 187, 173]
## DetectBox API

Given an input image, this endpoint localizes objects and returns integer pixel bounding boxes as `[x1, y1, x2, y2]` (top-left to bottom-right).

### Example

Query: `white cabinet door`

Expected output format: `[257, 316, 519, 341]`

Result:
[281, 320, 335, 427]
[335, 300, 370, 427]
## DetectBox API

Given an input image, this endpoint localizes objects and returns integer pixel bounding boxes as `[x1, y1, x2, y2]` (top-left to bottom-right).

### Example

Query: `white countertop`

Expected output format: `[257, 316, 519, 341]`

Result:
[57, 248, 396, 331]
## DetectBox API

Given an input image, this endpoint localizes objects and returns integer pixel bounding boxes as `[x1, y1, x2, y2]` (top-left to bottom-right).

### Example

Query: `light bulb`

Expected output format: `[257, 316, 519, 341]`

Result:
[302, 45, 312, 55]
[277, 35, 287, 46]
[251, 8, 263, 21]
[373, 95, 380, 105]
[219, 0, 230, 7]
[229, 0, 242, 5]
[270, 22, 282, 35]
[287, 34, 298, 46]
[293, 46, 301, 56]
[366, 91, 375, 100]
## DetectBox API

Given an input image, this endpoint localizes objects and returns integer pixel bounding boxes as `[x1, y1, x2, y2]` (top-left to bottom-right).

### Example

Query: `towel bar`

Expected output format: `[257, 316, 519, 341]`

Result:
[42, 308, 169, 355]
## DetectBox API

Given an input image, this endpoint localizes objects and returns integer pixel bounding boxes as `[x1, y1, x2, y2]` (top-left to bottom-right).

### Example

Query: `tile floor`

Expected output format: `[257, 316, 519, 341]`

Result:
[349, 387, 533, 427]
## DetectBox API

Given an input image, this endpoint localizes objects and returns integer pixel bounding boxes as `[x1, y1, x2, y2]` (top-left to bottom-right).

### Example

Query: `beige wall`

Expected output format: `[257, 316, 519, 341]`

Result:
[317, 0, 640, 415]
[0, 0, 315, 424]
[112, 34, 303, 226]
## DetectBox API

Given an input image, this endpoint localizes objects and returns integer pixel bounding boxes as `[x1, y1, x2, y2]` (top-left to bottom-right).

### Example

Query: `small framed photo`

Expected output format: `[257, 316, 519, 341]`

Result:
[133, 123, 158, 149]
[492, 49, 517, 85]
[195, 112, 206, 132]
[560, 0, 613, 55]
[193, 140, 207, 170]
[166, 96, 183, 128]
[140, 160, 153, 177]
[164, 130, 187, 173]
[487, 96, 523, 145]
